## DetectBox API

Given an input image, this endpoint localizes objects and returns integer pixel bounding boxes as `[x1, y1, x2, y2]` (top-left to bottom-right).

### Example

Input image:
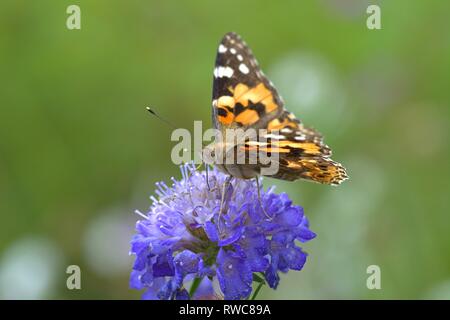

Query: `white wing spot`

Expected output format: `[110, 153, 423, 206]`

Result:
[246, 141, 268, 146]
[280, 128, 293, 133]
[237, 54, 243, 61]
[239, 63, 249, 74]
[294, 136, 306, 141]
[218, 44, 227, 53]
[230, 48, 236, 54]
[214, 66, 234, 78]
[264, 133, 286, 140]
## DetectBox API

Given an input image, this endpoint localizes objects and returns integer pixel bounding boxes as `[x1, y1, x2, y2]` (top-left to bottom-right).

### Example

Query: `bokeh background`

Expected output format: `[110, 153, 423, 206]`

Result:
[0, 0, 449, 299]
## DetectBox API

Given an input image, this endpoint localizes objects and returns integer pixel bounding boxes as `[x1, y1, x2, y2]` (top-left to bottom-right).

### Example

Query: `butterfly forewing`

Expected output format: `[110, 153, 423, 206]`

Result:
[212, 32, 284, 130]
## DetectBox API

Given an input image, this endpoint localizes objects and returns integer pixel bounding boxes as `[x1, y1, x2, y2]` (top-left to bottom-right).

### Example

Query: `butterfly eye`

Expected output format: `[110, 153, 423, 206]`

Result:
[202, 144, 217, 165]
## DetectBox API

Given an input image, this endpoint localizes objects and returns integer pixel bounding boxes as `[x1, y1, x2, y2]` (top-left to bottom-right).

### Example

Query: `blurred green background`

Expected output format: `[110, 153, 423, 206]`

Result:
[0, 0, 449, 299]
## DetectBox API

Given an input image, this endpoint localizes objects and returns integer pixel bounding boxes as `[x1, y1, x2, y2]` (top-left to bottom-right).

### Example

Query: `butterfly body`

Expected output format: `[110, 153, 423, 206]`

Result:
[215, 161, 259, 180]
[209, 32, 348, 185]
[205, 141, 259, 179]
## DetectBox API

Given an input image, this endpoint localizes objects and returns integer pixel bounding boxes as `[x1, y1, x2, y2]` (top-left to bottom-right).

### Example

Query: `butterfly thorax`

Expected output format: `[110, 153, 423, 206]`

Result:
[203, 139, 260, 180]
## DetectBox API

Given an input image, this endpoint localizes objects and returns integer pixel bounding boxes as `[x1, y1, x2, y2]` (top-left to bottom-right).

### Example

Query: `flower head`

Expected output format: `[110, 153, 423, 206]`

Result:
[130, 163, 315, 300]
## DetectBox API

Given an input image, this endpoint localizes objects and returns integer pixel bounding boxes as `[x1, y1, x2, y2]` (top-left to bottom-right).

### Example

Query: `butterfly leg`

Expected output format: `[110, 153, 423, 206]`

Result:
[218, 175, 233, 231]
[187, 161, 211, 191]
[255, 177, 271, 220]
[204, 163, 211, 191]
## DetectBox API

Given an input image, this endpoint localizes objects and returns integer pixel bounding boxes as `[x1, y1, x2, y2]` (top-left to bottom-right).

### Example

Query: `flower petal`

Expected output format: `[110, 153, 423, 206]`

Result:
[216, 249, 252, 300]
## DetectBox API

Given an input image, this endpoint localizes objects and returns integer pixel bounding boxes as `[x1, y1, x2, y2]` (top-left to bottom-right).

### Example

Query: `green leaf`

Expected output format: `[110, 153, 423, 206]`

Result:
[251, 282, 265, 300]
[189, 277, 202, 297]
[252, 273, 265, 283]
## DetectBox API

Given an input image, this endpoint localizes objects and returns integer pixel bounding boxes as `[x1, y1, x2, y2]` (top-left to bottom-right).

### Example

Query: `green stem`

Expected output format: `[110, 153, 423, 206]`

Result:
[189, 277, 202, 297]
[250, 282, 264, 300]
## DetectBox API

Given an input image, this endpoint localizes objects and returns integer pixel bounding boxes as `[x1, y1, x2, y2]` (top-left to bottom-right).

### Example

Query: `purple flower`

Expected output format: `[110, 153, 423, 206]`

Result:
[216, 249, 252, 300]
[129, 163, 315, 300]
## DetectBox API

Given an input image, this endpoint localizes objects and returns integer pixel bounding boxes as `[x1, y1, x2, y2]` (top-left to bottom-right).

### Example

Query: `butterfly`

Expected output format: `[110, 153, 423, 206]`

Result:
[207, 32, 348, 185]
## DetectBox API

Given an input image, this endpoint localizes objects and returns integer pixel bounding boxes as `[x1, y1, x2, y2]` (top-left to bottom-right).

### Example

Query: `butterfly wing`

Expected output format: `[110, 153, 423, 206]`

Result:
[212, 32, 284, 130]
[212, 32, 324, 144]
[212, 32, 348, 185]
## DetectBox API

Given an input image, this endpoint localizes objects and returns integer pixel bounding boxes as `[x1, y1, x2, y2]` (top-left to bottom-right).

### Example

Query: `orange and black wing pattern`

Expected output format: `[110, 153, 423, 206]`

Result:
[212, 32, 283, 130]
[242, 110, 348, 185]
[211, 32, 348, 185]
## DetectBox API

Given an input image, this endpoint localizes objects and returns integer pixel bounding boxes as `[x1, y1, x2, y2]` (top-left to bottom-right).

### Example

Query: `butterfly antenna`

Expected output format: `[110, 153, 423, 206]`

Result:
[146, 106, 212, 170]
[147, 107, 212, 147]
[146, 107, 177, 130]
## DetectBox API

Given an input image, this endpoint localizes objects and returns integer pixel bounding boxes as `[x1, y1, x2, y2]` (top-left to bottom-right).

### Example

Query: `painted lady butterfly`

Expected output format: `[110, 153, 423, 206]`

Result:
[209, 32, 348, 185]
